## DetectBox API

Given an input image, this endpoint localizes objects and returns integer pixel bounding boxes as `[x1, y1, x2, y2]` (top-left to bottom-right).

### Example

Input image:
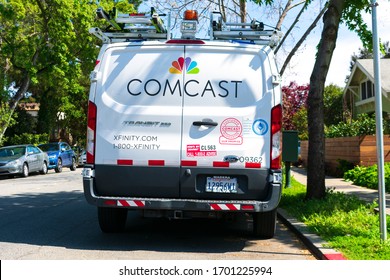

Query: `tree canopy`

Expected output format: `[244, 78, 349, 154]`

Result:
[0, 0, 140, 146]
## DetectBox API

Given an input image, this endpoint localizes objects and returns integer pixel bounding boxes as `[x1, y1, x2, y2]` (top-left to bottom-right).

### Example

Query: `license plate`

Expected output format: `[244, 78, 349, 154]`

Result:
[206, 176, 238, 193]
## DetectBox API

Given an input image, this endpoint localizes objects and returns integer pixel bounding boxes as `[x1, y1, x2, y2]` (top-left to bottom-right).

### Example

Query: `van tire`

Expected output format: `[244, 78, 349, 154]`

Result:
[98, 207, 128, 233]
[252, 209, 277, 239]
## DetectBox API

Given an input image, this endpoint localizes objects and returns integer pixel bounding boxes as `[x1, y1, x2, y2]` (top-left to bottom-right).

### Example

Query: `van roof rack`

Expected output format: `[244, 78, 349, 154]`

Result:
[89, 7, 282, 47]
[209, 11, 282, 48]
[89, 7, 171, 43]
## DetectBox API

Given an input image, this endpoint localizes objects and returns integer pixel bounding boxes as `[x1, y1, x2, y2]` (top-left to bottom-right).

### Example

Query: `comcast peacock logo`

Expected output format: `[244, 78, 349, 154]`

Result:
[169, 57, 199, 74]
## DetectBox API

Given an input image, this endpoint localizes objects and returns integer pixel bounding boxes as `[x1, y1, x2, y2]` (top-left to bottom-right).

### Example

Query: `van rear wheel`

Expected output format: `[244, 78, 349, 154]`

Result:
[252, 209, 277, 239]
[98, 207, 128, 233]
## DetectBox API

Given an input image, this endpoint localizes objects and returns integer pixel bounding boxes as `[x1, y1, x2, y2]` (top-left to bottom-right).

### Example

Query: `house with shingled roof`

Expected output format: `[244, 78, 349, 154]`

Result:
[343, 58, 390, 118]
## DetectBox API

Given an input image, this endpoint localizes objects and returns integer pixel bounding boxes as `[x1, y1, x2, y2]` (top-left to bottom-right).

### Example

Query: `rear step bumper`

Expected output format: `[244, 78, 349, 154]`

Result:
[82, 170, 282, 213]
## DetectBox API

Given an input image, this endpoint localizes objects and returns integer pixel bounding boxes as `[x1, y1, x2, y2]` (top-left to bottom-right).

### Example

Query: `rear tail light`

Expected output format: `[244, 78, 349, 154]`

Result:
[86, 101, 97, 164]
[271, 105, 282, 169]
[241, 205, 255, 211]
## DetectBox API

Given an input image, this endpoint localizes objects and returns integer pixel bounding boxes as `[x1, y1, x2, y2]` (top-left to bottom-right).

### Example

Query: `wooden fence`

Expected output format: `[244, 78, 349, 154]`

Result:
[300, 135, 390, 176]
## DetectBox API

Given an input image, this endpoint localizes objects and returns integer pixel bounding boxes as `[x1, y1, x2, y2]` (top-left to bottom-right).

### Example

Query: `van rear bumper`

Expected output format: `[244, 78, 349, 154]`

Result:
[82, 167, 282, 213]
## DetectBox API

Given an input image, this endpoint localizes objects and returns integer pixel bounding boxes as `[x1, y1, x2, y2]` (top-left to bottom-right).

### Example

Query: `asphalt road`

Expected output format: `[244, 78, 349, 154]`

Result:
[0, 169, 315, 260]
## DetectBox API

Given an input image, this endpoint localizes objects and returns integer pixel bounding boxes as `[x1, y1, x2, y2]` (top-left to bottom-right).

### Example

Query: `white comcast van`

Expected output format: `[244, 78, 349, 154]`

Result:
[83, 9, 283, 238]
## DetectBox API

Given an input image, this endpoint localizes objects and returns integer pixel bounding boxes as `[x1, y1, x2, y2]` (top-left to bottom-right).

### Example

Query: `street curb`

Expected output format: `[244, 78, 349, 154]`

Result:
[277, 208, 347, 260]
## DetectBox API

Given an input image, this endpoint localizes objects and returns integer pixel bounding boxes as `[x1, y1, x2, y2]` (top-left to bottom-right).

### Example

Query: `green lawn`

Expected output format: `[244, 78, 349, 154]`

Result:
[279, 178, 390, 260]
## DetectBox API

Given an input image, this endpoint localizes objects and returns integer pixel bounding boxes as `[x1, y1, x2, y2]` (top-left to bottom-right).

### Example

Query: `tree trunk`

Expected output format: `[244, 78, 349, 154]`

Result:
[9, 74, 30, 111]
[0, 45, 39, 144]
[306, 0, 345, 200]
[0, 72, 30, 144]
[239, 0, 246, 23]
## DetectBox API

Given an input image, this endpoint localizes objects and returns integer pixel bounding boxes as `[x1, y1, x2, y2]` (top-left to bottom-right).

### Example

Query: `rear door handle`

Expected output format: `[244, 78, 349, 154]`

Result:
[193, 121, 218, 127]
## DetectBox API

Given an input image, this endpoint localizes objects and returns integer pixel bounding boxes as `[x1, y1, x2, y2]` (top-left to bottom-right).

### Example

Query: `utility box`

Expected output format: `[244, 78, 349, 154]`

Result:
[282, 130, 299, 162]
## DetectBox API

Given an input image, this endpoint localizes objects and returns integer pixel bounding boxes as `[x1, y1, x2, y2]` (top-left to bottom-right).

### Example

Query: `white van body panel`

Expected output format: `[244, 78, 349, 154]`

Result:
[91, 42, 279, 169]
[181, 45, 274, 169]
[93, 44, 183, 166]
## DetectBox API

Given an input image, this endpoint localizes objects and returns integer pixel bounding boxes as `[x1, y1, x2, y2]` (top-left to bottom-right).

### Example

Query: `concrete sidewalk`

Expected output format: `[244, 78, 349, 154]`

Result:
[277, 166, 389, 260]
[290, 167, 390, 215]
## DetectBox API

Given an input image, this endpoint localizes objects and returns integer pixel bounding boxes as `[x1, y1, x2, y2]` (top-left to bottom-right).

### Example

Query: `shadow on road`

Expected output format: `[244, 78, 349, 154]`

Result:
[0, 189, 310, 259]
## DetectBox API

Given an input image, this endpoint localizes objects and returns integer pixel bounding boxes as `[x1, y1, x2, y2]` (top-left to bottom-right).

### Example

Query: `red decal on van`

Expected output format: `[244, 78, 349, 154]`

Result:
[245, 162, 261, 168]
[213, 161, 229, 167]
[117, 159, 134, 165]
[181, 160, 198, 166]
[148, 160, 165, 166]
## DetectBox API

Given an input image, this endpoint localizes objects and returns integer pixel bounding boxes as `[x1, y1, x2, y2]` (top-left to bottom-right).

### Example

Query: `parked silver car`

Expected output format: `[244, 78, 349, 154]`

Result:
[0, 144, 49, 177]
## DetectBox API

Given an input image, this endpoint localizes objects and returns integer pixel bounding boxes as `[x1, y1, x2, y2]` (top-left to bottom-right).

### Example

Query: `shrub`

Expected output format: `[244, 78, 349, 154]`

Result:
[344, 163, 390, 192]
[326, 113, 377, 138]
[9, 133, 49, 146]
[334, 159, 355, 177]
[292, 107, 308, 140]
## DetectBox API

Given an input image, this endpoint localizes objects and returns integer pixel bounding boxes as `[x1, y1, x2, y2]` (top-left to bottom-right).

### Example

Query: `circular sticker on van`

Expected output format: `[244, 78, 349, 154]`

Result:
[252, 119, 268, 135]
[220, 118, 242, 140]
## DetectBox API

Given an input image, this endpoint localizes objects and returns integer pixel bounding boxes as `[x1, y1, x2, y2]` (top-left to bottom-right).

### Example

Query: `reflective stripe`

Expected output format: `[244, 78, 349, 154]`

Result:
[117, 159, 133, 165]
[148, 160, 165, 166]
[181, 160, 198, 166]
[117, 200, 145, 207]
[210, 203, 240, 211]
[213, 161, 229, 167]
[116, 159, 260, 169]
[245, 162, 261, 168]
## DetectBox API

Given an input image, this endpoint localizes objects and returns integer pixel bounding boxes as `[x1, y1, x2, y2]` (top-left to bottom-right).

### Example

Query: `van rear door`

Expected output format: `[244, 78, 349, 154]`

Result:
[93, 44, 185, 198]
[179, 44, 274, 199]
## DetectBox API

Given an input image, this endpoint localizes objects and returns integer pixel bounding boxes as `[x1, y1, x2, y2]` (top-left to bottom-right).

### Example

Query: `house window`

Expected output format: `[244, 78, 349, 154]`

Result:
[361, 80, 375, 100]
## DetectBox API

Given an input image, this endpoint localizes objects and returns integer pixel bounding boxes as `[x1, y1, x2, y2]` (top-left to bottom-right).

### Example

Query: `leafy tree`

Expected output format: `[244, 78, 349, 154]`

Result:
[282, 81, 309, 130]
[4, 105, 36, 139]
[0, 102, 15, 146]
[384, 41, 390, 58]
[326, 112, 390, 138]
[9, 133, 49, 146]
[283, 83, 343, 140]
[307, 0, 374, 200]
[323, 83, 344, 126]
[0, 0, 91, 143]
[292, 107, 308, 140]
[0, 0, 140, 145]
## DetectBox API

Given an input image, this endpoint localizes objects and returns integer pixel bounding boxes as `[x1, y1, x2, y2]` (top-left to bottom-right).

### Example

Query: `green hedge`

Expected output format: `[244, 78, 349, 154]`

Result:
[8, 133, 49, 146]
[326, 113, 388, 138]
[344, 163, 390, 193]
